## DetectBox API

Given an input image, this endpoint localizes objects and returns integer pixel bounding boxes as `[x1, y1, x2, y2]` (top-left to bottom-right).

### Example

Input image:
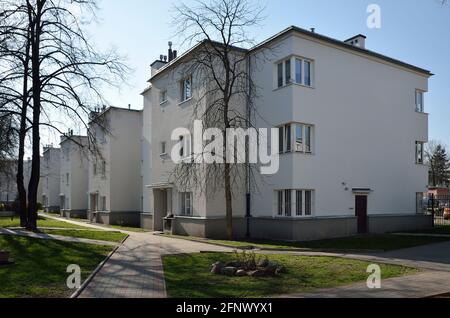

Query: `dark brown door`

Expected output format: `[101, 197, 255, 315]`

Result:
[355, 195, 368, 234]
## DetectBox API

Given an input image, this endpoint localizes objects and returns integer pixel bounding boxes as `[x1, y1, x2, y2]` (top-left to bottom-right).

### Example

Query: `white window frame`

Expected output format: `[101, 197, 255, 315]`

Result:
[180, 192, 193, 216]
[179, 135, 192, 160]
[276, 56, 314, 89]
[415, 90, 425, 113]
[276, 189, 315, 218]
[180, 76, 192, 102]
[416, 141, 425, 165]
[279, 123, 314, 154]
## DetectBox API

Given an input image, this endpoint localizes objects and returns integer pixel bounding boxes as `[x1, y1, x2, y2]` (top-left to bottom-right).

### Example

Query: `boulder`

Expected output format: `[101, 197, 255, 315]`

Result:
[221, 267, 238, 276]
[211, 262, 225, 274]
[275, 266, 286, 275]
[264, 265, 277, 276]
[235, 269, 247, 277]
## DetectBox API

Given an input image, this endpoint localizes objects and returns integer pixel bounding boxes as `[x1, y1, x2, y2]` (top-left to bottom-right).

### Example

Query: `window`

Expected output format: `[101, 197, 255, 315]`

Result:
[285, 124, 292, 153]
[277, 63, 283, 88]
[66, 173, 69, 186]
[285, 190, 292, 216]
[179, 135, 192, 159]
[279, 123, 314, 154]
[66, 197, 70, 210]
[101, 161, 106, 177]
[296, 190, 303, 216]
[276, 189, 314, 217]
[181, 192, 193, 216]
[305, 190, 312, 216]
[304, 60, 311, 86]
[416, 142, 424, 164]
[295, 59, 302, 84]
[285, 59, 291, 85]
[181, 77, 192, 102]
[160, 142, 167, 155]
[277, 191, 283, 216]
[93, 163, 97, 176]
[160, 90, 168, 104]
[416, 90, 424, 113]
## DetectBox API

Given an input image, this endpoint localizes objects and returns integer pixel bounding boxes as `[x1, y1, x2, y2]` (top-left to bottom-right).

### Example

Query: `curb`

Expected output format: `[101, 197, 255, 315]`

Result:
[69, 234, 130, 299]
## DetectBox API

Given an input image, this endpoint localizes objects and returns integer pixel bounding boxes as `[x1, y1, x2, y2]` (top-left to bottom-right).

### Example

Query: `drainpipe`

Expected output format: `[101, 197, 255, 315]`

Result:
[245, 52, 252, 239]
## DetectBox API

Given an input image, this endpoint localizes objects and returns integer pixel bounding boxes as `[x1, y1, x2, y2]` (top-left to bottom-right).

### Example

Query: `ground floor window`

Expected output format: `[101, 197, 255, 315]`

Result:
[276, 189, 314, 217]
[180, 192, 193, 216]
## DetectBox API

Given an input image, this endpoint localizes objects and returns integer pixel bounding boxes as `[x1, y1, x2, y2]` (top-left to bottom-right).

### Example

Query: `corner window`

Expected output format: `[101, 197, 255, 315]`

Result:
[276, 57, 313, 88]
[276, 189, 315, 217]
[415, 90, 424, 113]
[160, 90, 168, 104]
[181, 76, 192, 102]
[179, 135, 192, 160]
[181, 192, 193, 216]
[279, 123, 314, 154]
[416, 142, 424, 164]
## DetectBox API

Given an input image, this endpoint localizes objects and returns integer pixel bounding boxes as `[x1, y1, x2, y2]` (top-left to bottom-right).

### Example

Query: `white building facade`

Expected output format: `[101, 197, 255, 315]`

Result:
[141, 27, 432, 240]
[42, 146, 61, 212]
[88, 107, 143, 226]
[59, 134, 89, 218]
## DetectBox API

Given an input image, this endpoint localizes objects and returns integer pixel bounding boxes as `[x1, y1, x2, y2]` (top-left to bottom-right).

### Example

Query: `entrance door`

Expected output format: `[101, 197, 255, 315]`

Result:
[355, 195, 368, 234]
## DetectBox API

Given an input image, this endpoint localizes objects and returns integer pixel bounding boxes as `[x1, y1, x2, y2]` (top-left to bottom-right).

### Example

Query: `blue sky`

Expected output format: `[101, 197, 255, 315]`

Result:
[67, 0, 449, 146]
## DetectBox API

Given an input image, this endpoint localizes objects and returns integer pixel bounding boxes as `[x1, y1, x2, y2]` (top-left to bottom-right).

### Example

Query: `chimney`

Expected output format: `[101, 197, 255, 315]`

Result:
[310, 28, 315, 33]
[128, 104, 131, 110]
[173, 50, 177, 59]
[344, 34, 366, 49]
[168, 41, 173, 62]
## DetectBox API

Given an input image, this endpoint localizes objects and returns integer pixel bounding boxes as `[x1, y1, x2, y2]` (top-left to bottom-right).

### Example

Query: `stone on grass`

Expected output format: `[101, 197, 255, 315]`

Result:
[275, 266, 286, 275]
[257, 258, 269, 268]
[211, 262, 225, 274]
[236, 269, 247, 277]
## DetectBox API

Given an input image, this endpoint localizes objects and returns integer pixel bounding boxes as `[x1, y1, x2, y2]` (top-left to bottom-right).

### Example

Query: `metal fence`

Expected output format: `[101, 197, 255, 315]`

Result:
[422, 194, 450, 227]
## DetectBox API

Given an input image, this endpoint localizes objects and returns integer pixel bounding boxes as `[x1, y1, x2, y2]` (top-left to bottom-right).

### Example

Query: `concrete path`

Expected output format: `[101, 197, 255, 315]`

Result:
[279, 271, 450, 298]
[0, 228, 117, 246]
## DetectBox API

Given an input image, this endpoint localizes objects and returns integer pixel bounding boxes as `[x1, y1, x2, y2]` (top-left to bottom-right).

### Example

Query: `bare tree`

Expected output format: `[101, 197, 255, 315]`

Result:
[170, 0, 266, 239]
[1, 0, 127, 230]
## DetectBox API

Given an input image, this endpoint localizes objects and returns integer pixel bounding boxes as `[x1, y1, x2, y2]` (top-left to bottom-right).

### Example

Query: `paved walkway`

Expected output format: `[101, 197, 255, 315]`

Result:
[0, 228, 117, 246]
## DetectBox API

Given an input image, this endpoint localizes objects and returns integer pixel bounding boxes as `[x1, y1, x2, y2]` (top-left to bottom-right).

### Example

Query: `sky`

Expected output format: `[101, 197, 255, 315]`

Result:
[40, 0, 450, 149]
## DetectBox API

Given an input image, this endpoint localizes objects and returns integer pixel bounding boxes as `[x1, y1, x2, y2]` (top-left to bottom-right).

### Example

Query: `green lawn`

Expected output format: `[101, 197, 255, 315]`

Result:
[41, 229, 128, 243]
[405, 225, 450, 235]
[163, 234, 450, 252]
[163, 253, 418, 298]
[0, 216, 86, 230]
[0, 235, 112, 298]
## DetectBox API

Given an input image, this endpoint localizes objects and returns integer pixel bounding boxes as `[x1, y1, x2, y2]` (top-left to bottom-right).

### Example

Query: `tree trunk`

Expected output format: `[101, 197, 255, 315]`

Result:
[26, 1, 43, 232]
[224, 162, 233, 240]
[17, 31, 31, 228]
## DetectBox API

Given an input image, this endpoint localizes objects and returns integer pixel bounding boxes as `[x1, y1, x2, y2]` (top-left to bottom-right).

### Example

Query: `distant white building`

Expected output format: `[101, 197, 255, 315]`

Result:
[88, 106, 143, 226]
[59, 134, 89, 218]
[141, 26, 432, 240]
[42, 146, 61, 212]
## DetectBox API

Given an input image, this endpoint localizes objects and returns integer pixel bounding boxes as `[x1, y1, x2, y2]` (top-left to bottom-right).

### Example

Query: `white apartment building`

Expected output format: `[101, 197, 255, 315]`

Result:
[42, 146, 61, 212]
[88, 106, 143, 226]
[141, 26, 432, 240]
[59, 134, 89, 219]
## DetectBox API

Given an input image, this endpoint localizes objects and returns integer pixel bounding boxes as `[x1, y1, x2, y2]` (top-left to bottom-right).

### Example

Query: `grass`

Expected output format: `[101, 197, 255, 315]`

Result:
[0, 235, 112, 298]
[162, 252, 418, 298]
[163, 233, 450, 252]
[41, 229, 128, 243]
[404, 225, 450, 235]
[0, 216, 87, 230]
